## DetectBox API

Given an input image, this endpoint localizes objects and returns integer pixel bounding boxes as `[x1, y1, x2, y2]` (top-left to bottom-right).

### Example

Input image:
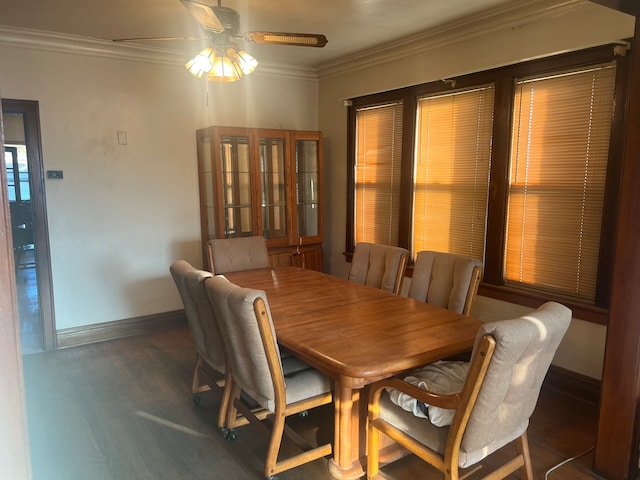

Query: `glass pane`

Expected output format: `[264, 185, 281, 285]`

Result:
[297, 203, 319, 237]
[206, 206, 215, 238]
[260, 137, 287, 240]
[220, 135, 252, 237]
[225, 206, 253, 237]
[202, 136, 212, 172]
[263, 205, 288, 239]
[200, 136, 216, 239]
[296, 139, 320, 239]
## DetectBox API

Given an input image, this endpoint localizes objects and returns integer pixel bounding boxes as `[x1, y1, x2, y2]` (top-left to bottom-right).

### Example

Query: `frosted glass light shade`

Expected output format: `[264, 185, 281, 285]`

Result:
[185, 44, 258, 82]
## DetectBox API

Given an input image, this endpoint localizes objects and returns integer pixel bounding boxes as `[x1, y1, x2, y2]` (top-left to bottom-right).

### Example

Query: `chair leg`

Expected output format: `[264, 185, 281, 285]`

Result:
[516, 431, 534, 480]
[224, 380, 242, 439]
[264, 410, 287, 478]
[367, 417, 381, 479]
[190, 353, 203, 395]
[217, 368, 234, 431]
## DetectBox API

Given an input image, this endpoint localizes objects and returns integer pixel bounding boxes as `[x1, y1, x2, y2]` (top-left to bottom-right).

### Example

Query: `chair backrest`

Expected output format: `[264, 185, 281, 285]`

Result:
[206, 236, 270, 274]
[205, 275, 281, 412]
[456, 301, 571, 467]
[408, 250, 483, 315]
[348, 242, 409, 294]
[170, 260, 225, 373]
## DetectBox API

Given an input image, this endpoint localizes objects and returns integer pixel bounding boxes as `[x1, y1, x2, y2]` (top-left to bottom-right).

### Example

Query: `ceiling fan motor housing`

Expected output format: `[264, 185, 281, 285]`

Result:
[211, 6, 241, 36]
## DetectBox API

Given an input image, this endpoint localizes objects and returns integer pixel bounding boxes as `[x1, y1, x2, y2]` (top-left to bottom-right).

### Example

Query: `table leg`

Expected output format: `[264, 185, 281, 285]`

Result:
[328, 383, 365, 479]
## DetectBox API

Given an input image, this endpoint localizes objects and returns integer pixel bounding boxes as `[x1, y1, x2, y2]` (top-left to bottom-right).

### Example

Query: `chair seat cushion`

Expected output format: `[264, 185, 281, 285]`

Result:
[380, 390, 450, 454]
[380, 389, 527, 468]
[277, 368, 332, 411]
[387, 361, 469, 426]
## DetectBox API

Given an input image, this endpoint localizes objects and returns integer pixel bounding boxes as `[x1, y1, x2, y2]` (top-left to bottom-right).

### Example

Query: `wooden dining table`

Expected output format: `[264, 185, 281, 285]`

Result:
[224, 266, 483, 479]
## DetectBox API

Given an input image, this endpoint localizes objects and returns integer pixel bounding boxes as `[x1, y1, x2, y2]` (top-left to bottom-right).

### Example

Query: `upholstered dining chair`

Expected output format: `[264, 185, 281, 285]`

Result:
[408, 250, 483, 315]
[171, 260, 309, 436]
[205, 275, 333, 479]
[206, 236, 271, 274]
[367, 301, 571, 480]
[348, 242, 410, 294]
[169, 261, 228, 423]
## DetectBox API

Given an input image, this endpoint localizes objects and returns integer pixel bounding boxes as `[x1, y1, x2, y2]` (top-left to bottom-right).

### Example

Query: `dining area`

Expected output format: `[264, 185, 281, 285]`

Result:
[170, 236, 572, 480]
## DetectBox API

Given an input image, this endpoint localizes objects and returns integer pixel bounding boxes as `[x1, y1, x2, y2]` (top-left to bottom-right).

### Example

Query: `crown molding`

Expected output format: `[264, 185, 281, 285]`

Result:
[0, 25, 319, 81]
[318, 0, 589, 79]
[0, 26, 184, 65]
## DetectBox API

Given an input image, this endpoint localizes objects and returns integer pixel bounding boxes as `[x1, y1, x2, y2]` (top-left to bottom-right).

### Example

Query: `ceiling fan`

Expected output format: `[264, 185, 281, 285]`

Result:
[114, 0, 328, 82]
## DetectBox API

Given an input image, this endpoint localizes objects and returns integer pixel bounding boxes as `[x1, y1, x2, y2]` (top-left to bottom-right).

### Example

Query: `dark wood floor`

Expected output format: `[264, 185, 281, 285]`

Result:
[23, 325, 605, 480]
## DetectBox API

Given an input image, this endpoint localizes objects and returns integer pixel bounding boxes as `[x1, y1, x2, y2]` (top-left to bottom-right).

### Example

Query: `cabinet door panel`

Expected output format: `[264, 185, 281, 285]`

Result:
[220, 134, 252, 238]
[259, 135, 289, 242]
[294, 134, 323, 245]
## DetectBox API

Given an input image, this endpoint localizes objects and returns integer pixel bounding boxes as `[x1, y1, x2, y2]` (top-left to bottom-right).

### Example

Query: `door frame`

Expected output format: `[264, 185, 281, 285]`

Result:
[0, 94, 33, 479]
[2, 99, 56, 350]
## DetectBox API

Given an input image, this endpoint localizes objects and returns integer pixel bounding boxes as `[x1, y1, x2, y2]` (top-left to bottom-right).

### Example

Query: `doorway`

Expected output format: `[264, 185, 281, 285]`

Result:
[2, 99, 55, 353]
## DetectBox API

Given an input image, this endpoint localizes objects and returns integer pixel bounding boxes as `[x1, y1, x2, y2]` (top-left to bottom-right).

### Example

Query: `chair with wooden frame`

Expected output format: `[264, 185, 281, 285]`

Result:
[348, 242, 410, 294]
[171, 260, 310, 435]
[408, 250, 483, 316]
[206, 236, 271, 274]
[169, 260, 228, 429]
[367, 301, 571, 480]
[205, 275, 333, 479]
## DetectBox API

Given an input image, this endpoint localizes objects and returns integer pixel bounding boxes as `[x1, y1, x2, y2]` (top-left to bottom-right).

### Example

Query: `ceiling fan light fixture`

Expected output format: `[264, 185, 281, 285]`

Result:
[235, 49, 258, 76]
[186, 44, 258, 82]
[185, 47, 214, 78]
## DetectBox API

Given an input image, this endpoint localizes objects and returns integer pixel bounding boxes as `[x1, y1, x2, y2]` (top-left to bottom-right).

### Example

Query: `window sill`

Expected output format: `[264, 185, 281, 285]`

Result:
[477, 283, 608, 325]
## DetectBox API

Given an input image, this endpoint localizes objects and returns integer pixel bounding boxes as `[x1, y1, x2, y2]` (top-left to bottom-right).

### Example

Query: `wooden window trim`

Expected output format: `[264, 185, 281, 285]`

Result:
[345, 43, 631, 324]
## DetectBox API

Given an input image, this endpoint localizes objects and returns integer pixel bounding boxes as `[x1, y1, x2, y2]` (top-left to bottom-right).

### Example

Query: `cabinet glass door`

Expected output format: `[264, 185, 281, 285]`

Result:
[296, 139, 320, 238]
[200, 135, 216, 240]
[220, 135, 252, 237]
[259, 137, 288, 240]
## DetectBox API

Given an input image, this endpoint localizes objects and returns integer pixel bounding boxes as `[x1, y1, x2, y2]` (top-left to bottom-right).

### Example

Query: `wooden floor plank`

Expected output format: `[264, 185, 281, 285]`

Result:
[23, 326, 604, 480]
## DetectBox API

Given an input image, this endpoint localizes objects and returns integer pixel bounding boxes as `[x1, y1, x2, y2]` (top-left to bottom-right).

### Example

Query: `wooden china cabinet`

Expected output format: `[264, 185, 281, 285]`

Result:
[195, 126, 324, 271]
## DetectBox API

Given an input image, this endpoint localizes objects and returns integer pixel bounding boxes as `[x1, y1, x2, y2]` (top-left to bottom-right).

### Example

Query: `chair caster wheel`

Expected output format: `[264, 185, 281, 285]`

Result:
[298, 410, 309, 418]
[192, 395, 201, 405]
[219, 427, 228, 438]
[226, 428, 237, 441]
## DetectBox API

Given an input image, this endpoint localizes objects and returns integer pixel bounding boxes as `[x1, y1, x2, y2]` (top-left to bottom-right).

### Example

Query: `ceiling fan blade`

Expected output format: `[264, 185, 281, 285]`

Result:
[243, 32, 328, 48]
[113, 36, 199, 42]
[180, 0, 225, 33]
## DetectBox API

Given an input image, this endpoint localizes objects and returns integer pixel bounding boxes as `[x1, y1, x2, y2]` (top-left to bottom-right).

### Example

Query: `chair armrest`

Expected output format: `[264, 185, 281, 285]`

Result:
[369, 376, 461, 411]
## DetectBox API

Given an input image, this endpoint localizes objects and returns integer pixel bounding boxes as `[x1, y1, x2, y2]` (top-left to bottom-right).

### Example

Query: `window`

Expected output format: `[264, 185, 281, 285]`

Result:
[413, 86, 494, 258]
[5, 144, 30, 202]
[347, 44, 629, 320]
[505, 64, 616, 303]
[354, 101, 403, 246]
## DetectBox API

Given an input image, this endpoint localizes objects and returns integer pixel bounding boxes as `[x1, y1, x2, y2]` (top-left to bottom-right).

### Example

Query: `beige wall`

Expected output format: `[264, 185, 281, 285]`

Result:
[317, 1, 633, 379]
[0, 37, 319, 330]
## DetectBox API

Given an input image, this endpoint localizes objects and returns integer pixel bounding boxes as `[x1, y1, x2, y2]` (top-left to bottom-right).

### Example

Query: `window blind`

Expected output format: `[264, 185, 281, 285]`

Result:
[412, 86, 494, 259]
[354, 102, 403, 246]
[505, 63, 616, 302]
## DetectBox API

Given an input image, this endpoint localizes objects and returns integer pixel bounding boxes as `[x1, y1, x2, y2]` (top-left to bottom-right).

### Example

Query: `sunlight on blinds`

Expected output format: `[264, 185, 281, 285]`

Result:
[505, 63, 616, 302]
[413, 86, 494, 259]
[355, 102, 403, 245]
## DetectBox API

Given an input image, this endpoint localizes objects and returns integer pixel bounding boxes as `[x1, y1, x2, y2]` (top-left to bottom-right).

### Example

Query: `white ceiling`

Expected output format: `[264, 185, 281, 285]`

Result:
[0, 0, 521, 68]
